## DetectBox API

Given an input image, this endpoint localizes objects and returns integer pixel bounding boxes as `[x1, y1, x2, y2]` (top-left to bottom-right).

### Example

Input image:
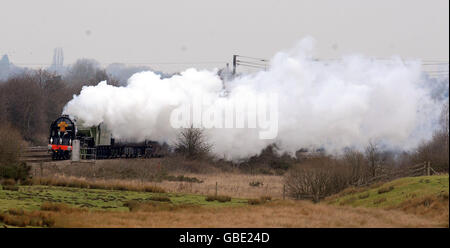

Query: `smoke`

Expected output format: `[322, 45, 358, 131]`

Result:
[105, 63, 173, 86]
[63, 37, 446, 160]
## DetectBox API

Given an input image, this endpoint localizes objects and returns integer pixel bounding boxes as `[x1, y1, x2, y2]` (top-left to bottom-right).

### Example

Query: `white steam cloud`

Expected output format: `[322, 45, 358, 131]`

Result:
[63, 37, 444, 160]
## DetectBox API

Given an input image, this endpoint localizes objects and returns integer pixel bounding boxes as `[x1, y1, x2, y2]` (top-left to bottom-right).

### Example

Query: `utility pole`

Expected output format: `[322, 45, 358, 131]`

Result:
[232, 55, 237, 75]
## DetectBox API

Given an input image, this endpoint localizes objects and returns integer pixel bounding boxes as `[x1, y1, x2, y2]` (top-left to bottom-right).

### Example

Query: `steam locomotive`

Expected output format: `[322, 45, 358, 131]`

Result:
[48, 115, 164, 160]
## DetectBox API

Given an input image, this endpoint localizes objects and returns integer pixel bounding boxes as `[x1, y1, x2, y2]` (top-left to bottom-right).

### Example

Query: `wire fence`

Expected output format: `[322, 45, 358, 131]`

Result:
[80, 147, 96, 161]
[361, 161, 437, 187]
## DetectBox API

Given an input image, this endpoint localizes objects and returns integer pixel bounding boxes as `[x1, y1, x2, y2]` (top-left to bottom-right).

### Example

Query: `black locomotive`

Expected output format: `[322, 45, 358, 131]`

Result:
[48, 115, 76, 160]
[48, 115, 165, 160]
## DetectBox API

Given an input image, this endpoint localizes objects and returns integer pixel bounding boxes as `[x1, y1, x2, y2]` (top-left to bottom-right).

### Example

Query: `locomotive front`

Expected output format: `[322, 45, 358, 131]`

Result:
[48, 115, 76, 160]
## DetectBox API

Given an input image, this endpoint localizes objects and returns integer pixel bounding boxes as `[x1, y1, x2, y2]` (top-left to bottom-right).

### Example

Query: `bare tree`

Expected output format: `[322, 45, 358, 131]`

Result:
[413, 102, 449, 172]
[174, 125, 212, 160]
[343, 148, 369, 185]
[0, 73, 46, 143]
[0, 124, 24, 166]
[365, 141, 382, 177]
[64, 58, 119, 91]
[284, 157, 352, 202]
[440, 102, 449, 137]
[0, 124, 30, 181]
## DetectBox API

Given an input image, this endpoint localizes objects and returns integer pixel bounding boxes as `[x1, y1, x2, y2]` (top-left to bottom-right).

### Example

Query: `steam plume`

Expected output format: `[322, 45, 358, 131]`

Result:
[63, 37, 445, 160]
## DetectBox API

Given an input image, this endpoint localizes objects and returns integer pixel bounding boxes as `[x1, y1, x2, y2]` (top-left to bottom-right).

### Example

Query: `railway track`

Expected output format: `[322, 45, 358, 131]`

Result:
[20, 146, 52, 163]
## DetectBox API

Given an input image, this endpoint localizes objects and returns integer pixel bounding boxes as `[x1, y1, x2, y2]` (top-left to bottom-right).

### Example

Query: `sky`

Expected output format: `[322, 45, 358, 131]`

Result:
[0, 0, 448, 73]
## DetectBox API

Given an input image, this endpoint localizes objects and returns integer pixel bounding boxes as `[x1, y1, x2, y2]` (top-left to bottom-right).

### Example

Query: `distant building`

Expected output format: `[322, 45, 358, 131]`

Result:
[48, 47, 65, 74]
[0, 54, 11, 81]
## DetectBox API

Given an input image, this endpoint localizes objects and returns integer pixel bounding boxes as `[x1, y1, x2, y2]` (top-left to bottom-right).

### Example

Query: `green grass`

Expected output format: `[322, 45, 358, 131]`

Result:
[0, 185, 248, 213]
[327, 175, 449, 208]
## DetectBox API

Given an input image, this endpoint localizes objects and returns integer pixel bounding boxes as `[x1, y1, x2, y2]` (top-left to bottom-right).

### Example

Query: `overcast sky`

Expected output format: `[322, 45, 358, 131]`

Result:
[0, 0, 448, 72]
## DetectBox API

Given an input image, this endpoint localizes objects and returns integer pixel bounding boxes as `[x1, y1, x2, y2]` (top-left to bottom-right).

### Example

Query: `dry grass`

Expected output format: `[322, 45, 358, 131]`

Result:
[0, 209, 55, 227]
[124, 200, 195, 212]
[388, 194, 449, 225]
[0, 202, 87, 227]
[32, 176, 165, 193]
[152, 172, 284, 199]
[44, 200, 446, 228]
[30, 171, 284, 199]
[2, 174, 447, 228]
[40, 202, 76, 212]
[31, 158, 284, 198]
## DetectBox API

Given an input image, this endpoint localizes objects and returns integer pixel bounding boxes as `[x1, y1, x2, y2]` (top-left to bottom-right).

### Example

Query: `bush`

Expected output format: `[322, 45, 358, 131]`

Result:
[0, 178, 16, 186]
[248, 196, 272, 205]
[123, 200, 192, 212]
[123, 200, 140, 211]
[0, 125, 25, 164]
[40, 202, 71, 212]
[373, 197, 387, 205]
[174, 125, 212, 160]
[358, 192, 370, 199]
[438, 191, 449, 200]
[142, 185, 166, 193]
[0, 210, 55, 227]
[248, 198, 264, 205]
[164, 174, 203, 183]
[256, 168, 274, 175]
[7, 209, 25, 216]
[284, 159, 353, 202]
[0, 125, 30, 182]
[147, 196, 171, 202]
[249, 181, 263, 187]
[260, 196, 272, 202]
[269, 160, 291, 170]
[378, 186, 394, 194]
[1, 185, 19, 191]
[0, 162, 31, 182]
[340, 197, 357, 205]
[205, 195, 231, 202]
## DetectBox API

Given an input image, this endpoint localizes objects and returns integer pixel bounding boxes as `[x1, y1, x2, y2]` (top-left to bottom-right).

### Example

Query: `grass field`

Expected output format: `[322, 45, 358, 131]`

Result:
[30, 160, 286, 199]
[0, 185, 247, 212]
[326, 175, 449, 208]
[0, 175, 448, 228]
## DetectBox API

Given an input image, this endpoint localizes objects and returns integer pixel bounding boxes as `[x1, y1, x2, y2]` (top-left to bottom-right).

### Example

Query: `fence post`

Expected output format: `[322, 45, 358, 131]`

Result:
[283, 184, 286, 200]
[39, 162, 43, 177]
[215, 182, 218, 197]
[427, 161, 431, 176]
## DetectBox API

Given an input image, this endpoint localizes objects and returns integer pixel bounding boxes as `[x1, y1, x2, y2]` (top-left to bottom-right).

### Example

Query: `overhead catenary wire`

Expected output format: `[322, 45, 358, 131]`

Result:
[233, 55, 450, 80]
[236, 63, 267, 70]
[13, 61, 228, 66]
[235, 55, 269, 62]
[235, 60, 268, 67]
[7, 55, 450, 78]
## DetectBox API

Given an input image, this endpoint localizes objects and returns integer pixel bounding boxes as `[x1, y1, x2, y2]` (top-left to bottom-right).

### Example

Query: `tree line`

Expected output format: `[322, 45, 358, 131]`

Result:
[0, 59, 118, 144]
